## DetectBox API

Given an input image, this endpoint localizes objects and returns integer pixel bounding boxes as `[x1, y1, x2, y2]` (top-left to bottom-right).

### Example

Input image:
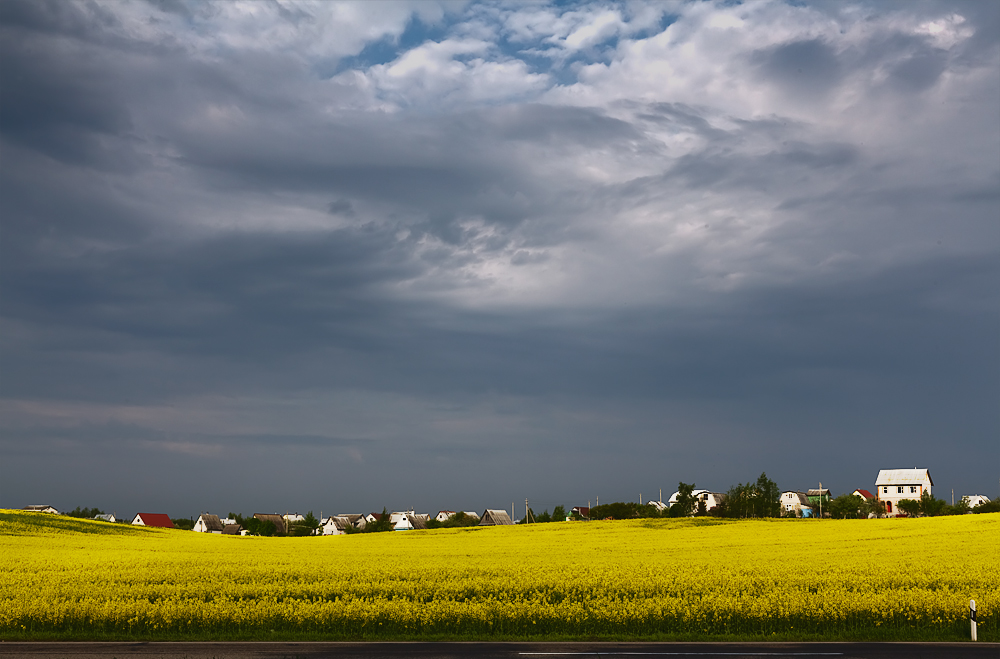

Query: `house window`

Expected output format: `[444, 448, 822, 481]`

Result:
[897, 486, 904, 494]
[910, 486, 917, 494]
[883, 487, 888, 494]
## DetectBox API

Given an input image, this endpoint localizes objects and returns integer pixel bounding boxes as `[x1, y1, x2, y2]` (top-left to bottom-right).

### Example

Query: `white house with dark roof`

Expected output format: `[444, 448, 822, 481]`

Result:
[194, 514, 224, 533]
[780, 491, 814, 517]
[875, 469, 933, 516]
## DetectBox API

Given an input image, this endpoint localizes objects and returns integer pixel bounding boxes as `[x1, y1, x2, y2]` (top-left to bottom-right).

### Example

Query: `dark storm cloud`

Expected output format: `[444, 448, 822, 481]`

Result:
[1, 0, 997, 514]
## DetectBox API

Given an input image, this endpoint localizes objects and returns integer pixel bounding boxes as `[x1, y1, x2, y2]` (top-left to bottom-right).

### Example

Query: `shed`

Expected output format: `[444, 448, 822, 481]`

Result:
[478, 509, 514, 526]
[221, 523, 243, 535]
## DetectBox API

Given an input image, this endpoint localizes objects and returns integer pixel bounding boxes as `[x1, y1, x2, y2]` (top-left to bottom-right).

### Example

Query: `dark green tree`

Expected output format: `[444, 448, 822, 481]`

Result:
[896, 498, 921, 517]
[67, 507, 105, 519]
[364, 508, 394, 533]
[827, 493, 863, 519]
[551, 505, 567, 521]
[972, 499, 1000, 514]
[918, 491, 947, 517]
[669, 482, 698, 517]
[754, 472, 782, 518]
[289, 511, 320, 536]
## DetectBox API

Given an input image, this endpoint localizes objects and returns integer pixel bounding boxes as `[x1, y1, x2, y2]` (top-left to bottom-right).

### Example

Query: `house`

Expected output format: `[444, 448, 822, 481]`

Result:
[221, 523, 243, 535]
[781, 491, 814, 517]
[131, 513, 175, 528]
[321, 516, 352, 536]
[478, 509, 514, 526]
[668, 490, 725, 514]
[463, 511, 480, 520]
[389, 511, 428, 531]
[253, 513, 287, 534]
[875, 469, 933, 516]
[806, 488, 832, 507]
[965, 495, 991, 509]
[193, 514, 224, 533]
[283, 513, 305, 525]
[94, 513, 117, 523]
[22, 505, 59, 514]
[339, 514, 366, 529]
[364, 512, 384, 524]
[435, 511, 457, 523]
[571, 506, 590, 519]
[647, 500, 669, 513]
[852, 489, 874, 500]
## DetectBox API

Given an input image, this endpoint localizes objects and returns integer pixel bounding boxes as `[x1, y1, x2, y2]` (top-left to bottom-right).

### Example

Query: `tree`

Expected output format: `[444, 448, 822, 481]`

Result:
[918, 491, 947, 517]
[718, 473, 780, 518]
[172, 517, 195, 530]
[67, 507, 105, 519]
[827, 493, 862, 519]
[972, 499, 1000, 514]
[754, 472, 782, 518]
[289, 511, 320, 536]
[552, 505, 567, 522]
[859, 497, 885, 519]
[896, 498, 920, 517]
[364, 508, 394, 533]
[669, 482, 698, 518]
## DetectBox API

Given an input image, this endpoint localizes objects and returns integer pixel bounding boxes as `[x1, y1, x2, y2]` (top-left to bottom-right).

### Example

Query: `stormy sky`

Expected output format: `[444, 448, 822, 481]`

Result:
[1, 0, 997, 519]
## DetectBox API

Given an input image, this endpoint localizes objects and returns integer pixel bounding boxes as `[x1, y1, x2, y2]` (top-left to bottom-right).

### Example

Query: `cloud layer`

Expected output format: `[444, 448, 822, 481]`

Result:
[2, 0, 997, 517]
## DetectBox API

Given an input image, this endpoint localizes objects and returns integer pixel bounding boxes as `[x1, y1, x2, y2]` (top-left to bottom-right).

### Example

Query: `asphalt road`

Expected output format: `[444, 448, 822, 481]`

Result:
[0, 642, 995, 659]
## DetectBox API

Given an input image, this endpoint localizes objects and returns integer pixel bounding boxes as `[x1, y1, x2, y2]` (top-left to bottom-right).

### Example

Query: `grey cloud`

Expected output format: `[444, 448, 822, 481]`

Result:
[754, 39, 843, 96]
[1, 0, 997, 515]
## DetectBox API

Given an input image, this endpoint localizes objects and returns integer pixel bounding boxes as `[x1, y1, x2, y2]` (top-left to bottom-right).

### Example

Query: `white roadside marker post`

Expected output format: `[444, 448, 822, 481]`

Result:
[970, 599, 977, 641]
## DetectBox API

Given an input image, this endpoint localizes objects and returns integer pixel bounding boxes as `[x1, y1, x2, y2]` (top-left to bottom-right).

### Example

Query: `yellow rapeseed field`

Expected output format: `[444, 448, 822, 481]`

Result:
[1, 510, 996, 640]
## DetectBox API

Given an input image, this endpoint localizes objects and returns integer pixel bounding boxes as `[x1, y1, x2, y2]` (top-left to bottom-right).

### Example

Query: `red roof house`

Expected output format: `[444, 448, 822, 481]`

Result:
[131, 513, 175, 528]
[852, 489, 874, 500]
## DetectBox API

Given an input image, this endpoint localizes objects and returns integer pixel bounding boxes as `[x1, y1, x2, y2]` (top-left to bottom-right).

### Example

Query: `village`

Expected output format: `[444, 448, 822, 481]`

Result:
[18, 468, 996, 536]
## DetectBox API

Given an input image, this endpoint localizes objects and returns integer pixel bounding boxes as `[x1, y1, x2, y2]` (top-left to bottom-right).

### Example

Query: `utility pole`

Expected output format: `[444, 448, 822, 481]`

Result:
[526, 498, 529, 524]
[818, 483, 822, 519]
[952, 489, 955, 506]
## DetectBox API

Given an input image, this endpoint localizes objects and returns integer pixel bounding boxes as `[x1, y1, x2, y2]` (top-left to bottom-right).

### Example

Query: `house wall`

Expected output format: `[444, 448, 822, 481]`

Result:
[876, 482, 927, 515]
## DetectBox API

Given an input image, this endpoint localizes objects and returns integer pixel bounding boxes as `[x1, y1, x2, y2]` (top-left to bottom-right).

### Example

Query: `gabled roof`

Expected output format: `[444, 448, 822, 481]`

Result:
[478, 509, 514, 526]
[806, 488, 831, 497]
[253, 513, 287, 534]
[325, 516, 352, 531]
[875, 469, 933, 486]
[23, 505, 59, 513]
[853, 489, 874, 499]
[133, 513, 175, 528]
[197, 514, 224, 532]
[782, 491, 812, 506]
[572, 506, 590, 516]
[221, 524, 242, 535]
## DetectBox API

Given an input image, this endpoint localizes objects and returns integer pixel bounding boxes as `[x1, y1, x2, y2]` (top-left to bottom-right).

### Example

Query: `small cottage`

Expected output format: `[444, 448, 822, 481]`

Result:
[194, 514, 224, 533]
[478, 509, 514, 526]
[131, 513, 175, 528]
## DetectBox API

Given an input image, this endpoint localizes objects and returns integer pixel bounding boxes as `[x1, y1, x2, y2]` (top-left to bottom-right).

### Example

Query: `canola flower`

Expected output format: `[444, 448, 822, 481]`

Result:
[0, 510, 996, 640]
